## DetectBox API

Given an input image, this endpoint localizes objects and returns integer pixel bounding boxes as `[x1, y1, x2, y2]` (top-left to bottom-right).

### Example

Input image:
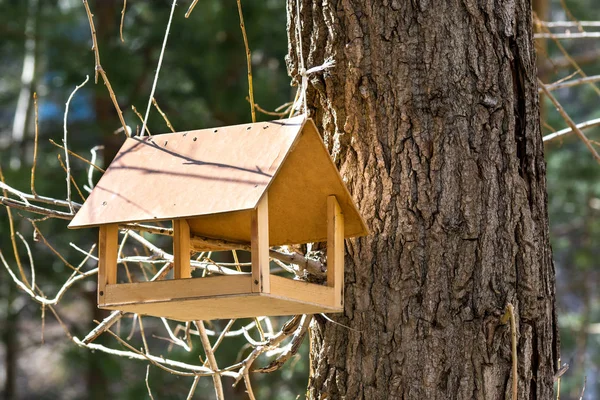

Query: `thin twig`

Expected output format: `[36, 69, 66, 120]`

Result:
[152, 97, 175, 132]
[49, 139, 105, 172]
[82, 0, 100, 83]
[537, 20, 600, 28]
[139, 316, 150, 355]
[57, 154, 87, 202]
[539, 80, 600, 162]
[543, 117, 600, 142]
[94, 328, 214, 377]
[254, 102, 290, 117]
[16, 232, 35, 290]
[196, 321, 225, 400]
[119, 0, 127, 43]
[186, 376, 200, 400]
[140, 0, 177, 136]
[161, 318, 191, 351]
[539, 74, 600, 92]
[236, 0, 255, 122]
[254, 315, 312, 373]
[82, 1, 129, 135]
[31, 222, 82, 273]
[0, 168, 29, 287]
[86, 145, 104, 191]
[185, 0, 199, 18]
[536, 22, 600, 97]
[244, 371, 256, 400]
[535, 32, 600, 39]
[0, 250, 97, 306]
[0, 197, 74, 220]
[145, 365, 155, 400]
[98, 68, 129, 135]
[131, 105, 149, 135]
[75, 335, 239, 378]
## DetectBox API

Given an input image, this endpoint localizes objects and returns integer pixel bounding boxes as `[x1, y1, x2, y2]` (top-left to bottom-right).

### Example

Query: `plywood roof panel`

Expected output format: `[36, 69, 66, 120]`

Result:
[69, 116, 369, 243]
[70, 117, 304, 228]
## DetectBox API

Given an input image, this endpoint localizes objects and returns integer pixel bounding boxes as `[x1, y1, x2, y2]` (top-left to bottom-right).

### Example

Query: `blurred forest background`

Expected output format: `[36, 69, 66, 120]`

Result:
[0, 0, 599, 399]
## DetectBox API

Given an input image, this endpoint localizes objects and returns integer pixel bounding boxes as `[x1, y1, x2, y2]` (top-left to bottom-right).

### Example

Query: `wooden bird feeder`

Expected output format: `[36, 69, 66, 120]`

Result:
[69, 116, 368, 321]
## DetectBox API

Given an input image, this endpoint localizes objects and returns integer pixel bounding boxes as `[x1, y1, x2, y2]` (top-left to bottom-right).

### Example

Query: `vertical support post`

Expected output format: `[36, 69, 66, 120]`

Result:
[327, 195, 344, 308]
[173, 219, 191, 279]
[251, 193, 270, 293]
[98, 224, 119, 305]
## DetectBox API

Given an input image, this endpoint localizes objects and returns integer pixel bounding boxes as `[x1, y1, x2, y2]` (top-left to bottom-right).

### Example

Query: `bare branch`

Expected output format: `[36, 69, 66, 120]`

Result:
[140, 0, 177, 137]
[0, 197, 74, 220]
[120, 0, 127, 42]
[196, 321, 225, 400]
[236, 0, 256, 122]
[540, 74, 600, 92]
[82, 0, 129, 135]
[185, 0, 199, 18]
[537, 20, 600, 28]
[63, 75, 89, 213]
[49, 139, 105, 173]
[543, 117, 600, 142]
[186, 376, 200, 400]
[145, 365, 155, 400]
[535, 32, 600, 39]
[152, 97, 175, 132]
[539, 79, 600, 162]
[0, 168, 29, 286]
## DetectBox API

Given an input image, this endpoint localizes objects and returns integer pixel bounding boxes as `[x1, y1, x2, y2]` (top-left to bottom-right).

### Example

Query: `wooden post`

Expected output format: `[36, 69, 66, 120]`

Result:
[98, 224, 119, 305]
[327, 195, 344, 308]
[173, 219, 191, 279]
[251, 193, 270, 293]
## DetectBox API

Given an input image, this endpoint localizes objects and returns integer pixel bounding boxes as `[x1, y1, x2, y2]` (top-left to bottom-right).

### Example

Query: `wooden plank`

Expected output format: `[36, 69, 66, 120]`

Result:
[173, 219, 191, 279]
[251, 193, 270, 293]
[270, 275, 336, 308]
[104, 275, 252, 306]
[327, 195, 345, 308]
[98, 224, 119, 305]
[102, 292, 342, 322]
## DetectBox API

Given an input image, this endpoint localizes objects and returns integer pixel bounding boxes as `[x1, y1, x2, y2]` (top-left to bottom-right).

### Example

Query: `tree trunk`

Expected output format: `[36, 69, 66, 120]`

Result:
[287, 1, 558, 399]
[10, 0, 38, 169]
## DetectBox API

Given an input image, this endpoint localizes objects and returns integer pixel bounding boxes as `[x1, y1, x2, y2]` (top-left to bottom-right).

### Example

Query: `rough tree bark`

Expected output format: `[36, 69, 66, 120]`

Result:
[287, 1, 558, 399]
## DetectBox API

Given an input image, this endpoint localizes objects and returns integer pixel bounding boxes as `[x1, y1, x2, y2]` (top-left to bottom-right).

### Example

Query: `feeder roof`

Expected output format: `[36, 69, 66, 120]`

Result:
[69, 116, 368, 246]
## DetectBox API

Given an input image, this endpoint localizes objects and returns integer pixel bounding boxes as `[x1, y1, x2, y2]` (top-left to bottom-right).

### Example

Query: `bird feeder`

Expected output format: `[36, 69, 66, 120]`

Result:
[69, 115, 368, 321]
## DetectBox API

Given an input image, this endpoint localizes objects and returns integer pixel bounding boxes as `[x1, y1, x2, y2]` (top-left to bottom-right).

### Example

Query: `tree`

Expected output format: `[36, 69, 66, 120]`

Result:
[286, 1, 558, 398]
[11, 0, 600, 398]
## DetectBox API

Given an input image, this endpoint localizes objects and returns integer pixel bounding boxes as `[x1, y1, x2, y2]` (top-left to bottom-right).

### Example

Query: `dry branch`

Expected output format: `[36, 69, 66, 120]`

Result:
[539, 79, 600, 162]
[535, 32, 600, 39]
[543, 117, 600, 143]
[236, 0, 256, 122]
[196, 321, 225, 400]
[540, 74, 600, 92]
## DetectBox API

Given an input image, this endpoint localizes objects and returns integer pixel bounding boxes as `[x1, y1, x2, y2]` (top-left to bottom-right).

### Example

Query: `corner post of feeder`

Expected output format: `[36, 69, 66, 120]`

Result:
[173, 219, 191, 279]
[98, 224, 119, 305]
[251, 193, 270, 293]
[327, 195, 344, 308]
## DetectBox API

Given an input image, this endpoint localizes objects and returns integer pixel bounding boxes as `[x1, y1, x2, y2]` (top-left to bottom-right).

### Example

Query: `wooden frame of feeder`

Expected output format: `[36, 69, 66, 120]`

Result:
[97, 194, 344, 321]
[70, 116, 368, 322]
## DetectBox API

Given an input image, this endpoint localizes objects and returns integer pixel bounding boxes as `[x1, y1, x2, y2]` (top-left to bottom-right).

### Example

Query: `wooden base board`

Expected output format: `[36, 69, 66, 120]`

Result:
[99, 275, 341, 321]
